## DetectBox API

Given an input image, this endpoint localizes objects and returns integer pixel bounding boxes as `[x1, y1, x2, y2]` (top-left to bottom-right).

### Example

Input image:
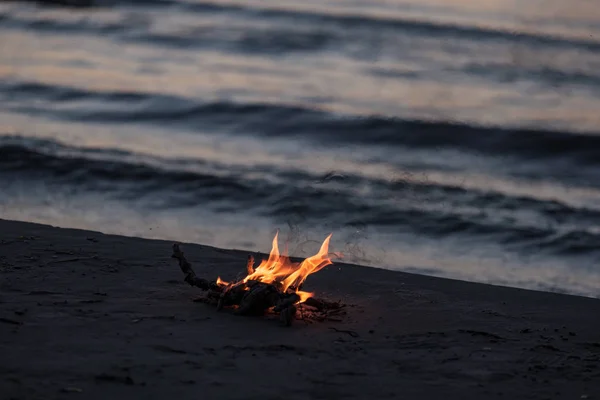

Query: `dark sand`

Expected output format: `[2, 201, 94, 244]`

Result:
[1, 219, 599, 400]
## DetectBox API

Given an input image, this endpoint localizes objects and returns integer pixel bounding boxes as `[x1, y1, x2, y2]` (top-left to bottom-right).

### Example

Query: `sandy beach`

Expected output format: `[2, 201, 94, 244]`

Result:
[1, 218, 599, 399]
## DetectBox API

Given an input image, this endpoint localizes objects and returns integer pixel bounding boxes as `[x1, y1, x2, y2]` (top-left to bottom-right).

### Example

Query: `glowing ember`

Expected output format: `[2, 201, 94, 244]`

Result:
[217, 232, 335, 303]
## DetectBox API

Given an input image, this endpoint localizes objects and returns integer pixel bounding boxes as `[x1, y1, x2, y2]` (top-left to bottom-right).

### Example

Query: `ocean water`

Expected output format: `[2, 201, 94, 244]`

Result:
[1, 0, 600, 297]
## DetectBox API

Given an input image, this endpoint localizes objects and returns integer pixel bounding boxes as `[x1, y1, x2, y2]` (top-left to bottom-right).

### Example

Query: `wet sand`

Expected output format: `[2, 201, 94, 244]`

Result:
[1, 219, 599, 400]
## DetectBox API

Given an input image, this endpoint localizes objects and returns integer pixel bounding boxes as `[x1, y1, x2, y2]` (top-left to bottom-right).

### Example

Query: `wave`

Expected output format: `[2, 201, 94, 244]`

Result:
[0, 7, 147, 35]
[1, 135, 600, 260]
[0, 136, 256, 204]
[459, 62, 600, 89]
[9, 0, 175, 7]
[0, 10, 333, 55]
[4, 80, 600, 170]
[4, 0, 600, 53]
[133, 28, 334, 54]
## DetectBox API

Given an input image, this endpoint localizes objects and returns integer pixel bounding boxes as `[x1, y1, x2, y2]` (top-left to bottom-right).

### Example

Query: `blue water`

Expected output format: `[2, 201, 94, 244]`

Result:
[1, 0, 600, 297]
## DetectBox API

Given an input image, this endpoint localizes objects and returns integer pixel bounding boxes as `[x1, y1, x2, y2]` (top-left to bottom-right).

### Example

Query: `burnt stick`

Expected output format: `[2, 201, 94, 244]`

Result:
[279, 305, 297, 326]
[236, 283, 281, 316]
[273, 293, 301, 312]
[171, 244, 221, 291]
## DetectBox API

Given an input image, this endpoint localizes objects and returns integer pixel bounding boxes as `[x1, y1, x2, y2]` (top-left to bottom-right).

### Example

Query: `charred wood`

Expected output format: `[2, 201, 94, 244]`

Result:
[171, 244, 220, 291]
[303, 297, 342, 311]
[280, 305, 297, 326]
[236, 283, 280, 316]
[273, 293, 301, 312]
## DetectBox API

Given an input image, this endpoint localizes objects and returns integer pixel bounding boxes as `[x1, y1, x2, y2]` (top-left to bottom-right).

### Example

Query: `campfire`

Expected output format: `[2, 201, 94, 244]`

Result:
[171, 232, 345, 326]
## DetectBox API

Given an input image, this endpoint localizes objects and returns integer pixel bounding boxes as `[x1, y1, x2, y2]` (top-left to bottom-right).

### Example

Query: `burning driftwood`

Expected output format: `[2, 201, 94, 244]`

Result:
[171, 233, 345, 326]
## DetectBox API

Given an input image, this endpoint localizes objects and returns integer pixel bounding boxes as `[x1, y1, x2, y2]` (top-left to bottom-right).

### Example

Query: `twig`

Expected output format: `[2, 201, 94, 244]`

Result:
[171, 244, 218, 291]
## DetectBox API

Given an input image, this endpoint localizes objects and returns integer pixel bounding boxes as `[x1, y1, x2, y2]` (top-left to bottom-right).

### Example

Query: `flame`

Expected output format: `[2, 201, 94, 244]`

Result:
[296, 290, 313, 303]
[216, 276, 229, 286]
[234, 232, 336, 303]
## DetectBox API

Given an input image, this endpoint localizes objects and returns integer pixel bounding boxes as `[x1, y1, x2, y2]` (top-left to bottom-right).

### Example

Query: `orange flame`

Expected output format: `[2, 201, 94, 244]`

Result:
[219, 232, 337, 303]
[296, 290, 314, 303]
[216, 276, 229, 286]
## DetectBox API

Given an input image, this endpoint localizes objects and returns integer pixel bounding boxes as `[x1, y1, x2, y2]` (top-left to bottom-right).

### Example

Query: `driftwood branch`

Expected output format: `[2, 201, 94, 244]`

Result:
[171, 244, 219, 291]
[171, 243, 345, 326]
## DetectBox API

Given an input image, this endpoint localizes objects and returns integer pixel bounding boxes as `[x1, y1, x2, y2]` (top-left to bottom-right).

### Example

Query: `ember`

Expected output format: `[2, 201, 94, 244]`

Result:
[171, 233, 345, 326]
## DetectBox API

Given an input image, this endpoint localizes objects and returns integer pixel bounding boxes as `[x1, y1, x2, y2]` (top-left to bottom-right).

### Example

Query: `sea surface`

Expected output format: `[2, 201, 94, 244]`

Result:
[1, 0, 600, 297]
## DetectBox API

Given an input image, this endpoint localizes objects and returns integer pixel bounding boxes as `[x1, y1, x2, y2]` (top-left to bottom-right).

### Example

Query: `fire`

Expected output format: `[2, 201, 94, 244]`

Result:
[216, 276, 229, 286]
[218, 232, 336, 303]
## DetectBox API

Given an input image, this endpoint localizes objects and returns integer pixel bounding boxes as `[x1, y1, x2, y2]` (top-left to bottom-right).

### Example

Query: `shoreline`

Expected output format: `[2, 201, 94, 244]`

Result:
[1, 218, 600, 399]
